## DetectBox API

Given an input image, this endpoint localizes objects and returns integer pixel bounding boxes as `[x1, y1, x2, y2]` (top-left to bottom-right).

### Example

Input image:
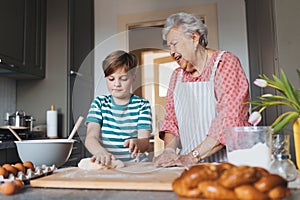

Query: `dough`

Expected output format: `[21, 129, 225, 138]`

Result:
[78, 158, 125, 170]
[115, 162, 158, 174]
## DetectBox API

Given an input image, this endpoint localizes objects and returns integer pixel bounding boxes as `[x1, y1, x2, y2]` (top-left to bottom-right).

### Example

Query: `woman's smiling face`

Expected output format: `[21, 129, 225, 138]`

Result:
[166, 27, 196, 73]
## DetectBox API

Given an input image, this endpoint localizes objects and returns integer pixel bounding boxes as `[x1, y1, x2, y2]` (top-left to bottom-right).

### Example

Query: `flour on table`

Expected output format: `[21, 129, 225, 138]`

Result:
[78, 158, 125, 170]
[115, 162, 159, 174]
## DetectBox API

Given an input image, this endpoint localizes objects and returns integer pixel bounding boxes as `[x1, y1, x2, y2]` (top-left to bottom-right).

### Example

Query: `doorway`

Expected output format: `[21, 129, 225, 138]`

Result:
[130, 46, 178, 156]
[129, 24, 173, 156]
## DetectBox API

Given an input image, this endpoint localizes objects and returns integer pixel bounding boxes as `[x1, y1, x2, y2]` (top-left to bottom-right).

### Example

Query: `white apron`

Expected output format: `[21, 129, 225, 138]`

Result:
[174, 51, 227, 162]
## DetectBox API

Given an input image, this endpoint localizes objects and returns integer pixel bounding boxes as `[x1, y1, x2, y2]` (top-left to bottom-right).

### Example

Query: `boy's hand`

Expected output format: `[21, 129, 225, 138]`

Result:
[92, 150, 116, 166]
[124, 138, 141, 161]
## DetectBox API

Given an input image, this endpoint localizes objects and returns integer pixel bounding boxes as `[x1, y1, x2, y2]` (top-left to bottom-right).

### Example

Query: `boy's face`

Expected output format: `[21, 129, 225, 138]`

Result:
[105, 66, 135, 101]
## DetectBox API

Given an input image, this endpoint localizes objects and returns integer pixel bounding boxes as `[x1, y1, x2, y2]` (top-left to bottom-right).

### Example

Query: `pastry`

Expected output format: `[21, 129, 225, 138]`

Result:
[172, 162, 291, 200]
[78, 157, 125, 170]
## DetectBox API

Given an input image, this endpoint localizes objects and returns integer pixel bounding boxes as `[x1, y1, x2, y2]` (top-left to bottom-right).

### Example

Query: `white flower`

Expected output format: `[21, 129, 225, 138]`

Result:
[248, 111, 262, 126]
[260, 94, 273, 100]
[247, 69, 300, 133]
[254, 79, 268, 88]
[261, 94, 273, 97]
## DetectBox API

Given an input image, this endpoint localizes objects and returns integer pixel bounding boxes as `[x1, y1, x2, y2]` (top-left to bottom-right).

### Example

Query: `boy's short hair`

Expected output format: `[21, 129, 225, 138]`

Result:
[102, 50, 138, 77]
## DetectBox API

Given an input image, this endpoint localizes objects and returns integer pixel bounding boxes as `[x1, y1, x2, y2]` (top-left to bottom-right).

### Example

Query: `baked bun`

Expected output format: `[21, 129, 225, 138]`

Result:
[172, 164, 220, 198]
[172, 162, 290, 200]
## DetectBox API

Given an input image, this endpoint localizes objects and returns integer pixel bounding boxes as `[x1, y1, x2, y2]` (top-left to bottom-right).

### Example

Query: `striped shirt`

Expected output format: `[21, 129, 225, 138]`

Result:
[86, 94, 152, 161]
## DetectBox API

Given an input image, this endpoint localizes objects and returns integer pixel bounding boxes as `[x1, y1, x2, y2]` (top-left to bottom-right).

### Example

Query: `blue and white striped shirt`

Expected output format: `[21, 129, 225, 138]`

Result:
[86, 94, 152, 161]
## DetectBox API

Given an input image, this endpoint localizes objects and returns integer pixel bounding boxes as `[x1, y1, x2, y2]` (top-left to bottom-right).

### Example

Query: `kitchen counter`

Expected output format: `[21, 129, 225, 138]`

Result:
[0, 187, 300, 200]
[0, 141, 17, 149]
[0, 187, 178, 200]
[1, 166, 300, 199]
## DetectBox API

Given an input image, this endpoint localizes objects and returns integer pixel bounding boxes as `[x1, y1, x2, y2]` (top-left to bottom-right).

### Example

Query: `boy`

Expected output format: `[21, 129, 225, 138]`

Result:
[85, 50, 152, 165]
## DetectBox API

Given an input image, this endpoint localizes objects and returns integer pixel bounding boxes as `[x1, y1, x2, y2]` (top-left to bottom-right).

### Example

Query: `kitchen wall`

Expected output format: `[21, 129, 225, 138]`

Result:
[0, 77, 16, 125]
[94, 0, 249, 94]
[274, 0, 300, 162]
[274, 0, 300, 88]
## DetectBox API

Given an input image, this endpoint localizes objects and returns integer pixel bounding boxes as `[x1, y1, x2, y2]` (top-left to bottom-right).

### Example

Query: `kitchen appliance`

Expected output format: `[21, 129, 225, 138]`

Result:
[0, 110, 39, 141]
[7, 111, 35, 131]
[0, 127, 47, 141]
[0, 114, 45, 142]
[0, 128, 30, 141]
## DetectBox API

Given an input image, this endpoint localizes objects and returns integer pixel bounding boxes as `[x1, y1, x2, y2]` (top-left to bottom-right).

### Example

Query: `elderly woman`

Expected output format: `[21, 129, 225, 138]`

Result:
[153, 12, 250, 167]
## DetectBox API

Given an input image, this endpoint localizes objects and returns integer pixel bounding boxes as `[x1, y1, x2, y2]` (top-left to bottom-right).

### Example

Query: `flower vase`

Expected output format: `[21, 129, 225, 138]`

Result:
[293, 118, 300, 169]
[269, 134, 297, 181]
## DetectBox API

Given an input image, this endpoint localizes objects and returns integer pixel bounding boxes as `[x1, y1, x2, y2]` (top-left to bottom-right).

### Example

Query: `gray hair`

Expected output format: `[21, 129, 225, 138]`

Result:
[162, 12, 208, 47]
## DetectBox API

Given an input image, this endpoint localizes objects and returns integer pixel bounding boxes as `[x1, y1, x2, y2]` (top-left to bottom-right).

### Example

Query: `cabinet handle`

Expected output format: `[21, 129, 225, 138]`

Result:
[70, 70, 82, 76]
[0, 58, 15, 67]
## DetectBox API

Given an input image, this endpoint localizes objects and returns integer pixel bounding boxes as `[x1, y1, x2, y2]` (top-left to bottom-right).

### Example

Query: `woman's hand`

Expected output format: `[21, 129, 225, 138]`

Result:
[91, 150, 116, 166]
[153, 148, 178, 167]
[159, 154, 198, 167]
[124, 138, 141, 161]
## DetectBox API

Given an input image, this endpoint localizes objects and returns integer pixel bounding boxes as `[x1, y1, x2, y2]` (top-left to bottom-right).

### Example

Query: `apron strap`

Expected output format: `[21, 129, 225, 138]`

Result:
[210, 51, 226, 82]
[177, 50, 226, 83]
[177, 70, 183, 83]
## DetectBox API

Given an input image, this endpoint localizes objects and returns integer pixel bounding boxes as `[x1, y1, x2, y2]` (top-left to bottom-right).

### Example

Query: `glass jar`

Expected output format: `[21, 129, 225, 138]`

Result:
[269, 133, 297, 181]
[225, 126, 272, 170]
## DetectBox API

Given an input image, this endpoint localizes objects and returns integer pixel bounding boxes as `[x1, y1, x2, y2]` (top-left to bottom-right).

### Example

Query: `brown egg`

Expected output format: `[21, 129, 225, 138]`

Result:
[13, 180, 24, 189]
[2, 164, 18, 176]
[0, 166, 9, 178]
[0, 182, 16, 195]
[13, 163, 26, 174]
[23, 161, 35, 171]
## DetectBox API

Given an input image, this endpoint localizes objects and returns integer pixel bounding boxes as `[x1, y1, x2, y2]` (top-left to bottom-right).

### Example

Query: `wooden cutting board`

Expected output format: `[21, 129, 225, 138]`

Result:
[30, 162, 185, 191]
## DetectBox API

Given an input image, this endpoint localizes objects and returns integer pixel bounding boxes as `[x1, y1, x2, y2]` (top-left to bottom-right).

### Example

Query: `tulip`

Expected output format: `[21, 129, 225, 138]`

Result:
[247, 69, 300, 134]
[261, 94, 273, 97]
[248, 111, 262, 126]
[260, 94, 273, 100]
[254, 79, 268, 88]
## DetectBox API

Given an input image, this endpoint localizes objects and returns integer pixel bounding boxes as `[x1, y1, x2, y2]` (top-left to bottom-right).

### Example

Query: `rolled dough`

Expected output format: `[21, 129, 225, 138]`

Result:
[115, 162, 159, 174]
[78, 158, 125, 170]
